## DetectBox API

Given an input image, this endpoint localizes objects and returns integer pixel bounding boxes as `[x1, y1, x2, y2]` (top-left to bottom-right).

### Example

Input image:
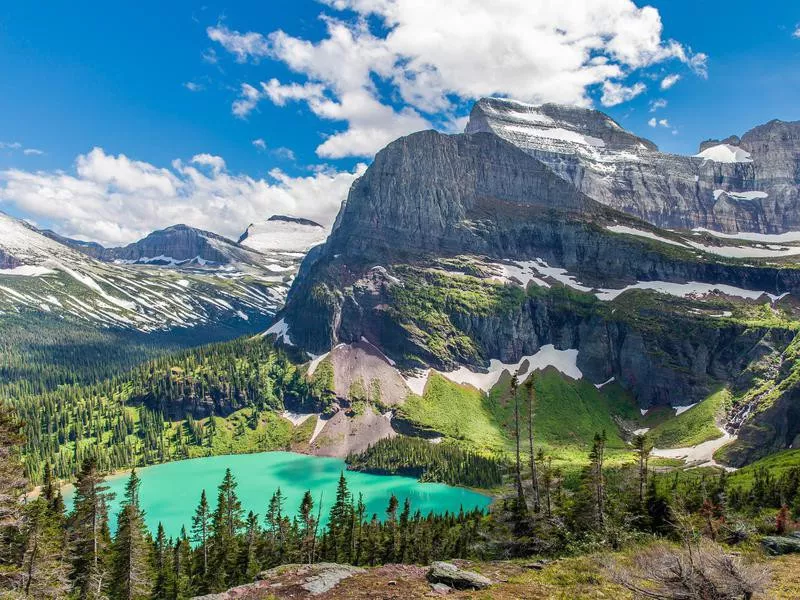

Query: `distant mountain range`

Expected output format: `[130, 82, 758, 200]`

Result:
[0, 212, 328, 375]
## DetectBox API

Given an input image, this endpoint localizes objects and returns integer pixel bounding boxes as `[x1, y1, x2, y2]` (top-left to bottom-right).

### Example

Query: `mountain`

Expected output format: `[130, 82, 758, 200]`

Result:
[44, 223, 274, 267]
[466, 97, 800, 233]
[238, 214, 328, 253]
[271, 102, 800, 467]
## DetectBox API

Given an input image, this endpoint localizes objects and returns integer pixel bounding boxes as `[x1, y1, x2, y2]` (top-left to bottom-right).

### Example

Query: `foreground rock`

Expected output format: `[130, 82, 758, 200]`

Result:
[191, 562, 366, 599]
[426, 561, 493, 590]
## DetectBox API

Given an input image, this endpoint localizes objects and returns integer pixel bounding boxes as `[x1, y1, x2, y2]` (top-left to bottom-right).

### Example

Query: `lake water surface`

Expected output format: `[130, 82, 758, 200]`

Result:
[65, 451, 491, 538]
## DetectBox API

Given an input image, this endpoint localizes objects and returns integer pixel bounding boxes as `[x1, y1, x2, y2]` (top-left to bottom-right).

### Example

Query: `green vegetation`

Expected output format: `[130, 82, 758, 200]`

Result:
[347, 436, 505, 488]
[487, 369, 639, 452]
[398, 373, 508, 452]
[647, 388, 730, 448]
[726, 449, 800, 489]
[12, 337, 324, 483]
[388, 266, 526, 363]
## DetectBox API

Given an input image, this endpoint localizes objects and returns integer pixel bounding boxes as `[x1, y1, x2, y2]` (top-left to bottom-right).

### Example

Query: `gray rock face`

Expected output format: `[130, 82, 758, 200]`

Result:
[426, 561, 492, 590]
[466, 97, 800, 234]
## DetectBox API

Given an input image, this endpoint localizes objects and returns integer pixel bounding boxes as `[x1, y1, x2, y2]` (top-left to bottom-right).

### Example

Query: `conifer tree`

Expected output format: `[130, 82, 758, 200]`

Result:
[190, 489, 210, 589]
[171, 528, 192, 600]
[524, 376, 540, 513]
[298, 491, 316, 564]
[327, 473, 354, 563]
[0, 400, 25, 585]
[208, 469, 244, 590]
[20, 496, 70, 599]
[69, 457, 114, 599]
[152, 522, 172, 600]
[632, 434, 652, 507]
[589, 431, 607, 528]
[110, 469, 152, 600]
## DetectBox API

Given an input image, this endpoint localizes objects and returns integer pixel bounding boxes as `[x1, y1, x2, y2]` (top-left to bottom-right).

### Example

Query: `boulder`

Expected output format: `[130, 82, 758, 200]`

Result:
[426, 561, 492, 590]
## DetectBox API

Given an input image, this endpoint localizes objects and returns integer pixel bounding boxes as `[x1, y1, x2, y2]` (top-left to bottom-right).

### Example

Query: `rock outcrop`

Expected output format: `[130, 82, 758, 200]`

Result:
[426, 561, 493, 590]
[466, 97, 800, 234]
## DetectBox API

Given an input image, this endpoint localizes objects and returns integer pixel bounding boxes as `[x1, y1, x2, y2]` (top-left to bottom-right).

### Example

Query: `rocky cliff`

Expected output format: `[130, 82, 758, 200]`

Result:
[275, 114, 800, 465]
[466, 97, 800, 234]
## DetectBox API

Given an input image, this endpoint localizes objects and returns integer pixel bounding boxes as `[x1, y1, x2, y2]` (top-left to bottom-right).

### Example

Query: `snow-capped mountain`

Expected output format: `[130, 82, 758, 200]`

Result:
[238, 215, 328, 254]
[465, 97, 800, 234]
[0, 212, 288, 333]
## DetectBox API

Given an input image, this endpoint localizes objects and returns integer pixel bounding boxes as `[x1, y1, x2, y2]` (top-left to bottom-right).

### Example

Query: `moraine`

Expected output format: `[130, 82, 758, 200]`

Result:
[64, 451, 491, 538]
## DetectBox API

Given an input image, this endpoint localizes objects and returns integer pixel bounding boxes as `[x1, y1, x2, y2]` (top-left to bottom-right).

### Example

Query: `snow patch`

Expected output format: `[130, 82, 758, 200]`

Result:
[606, 225, 688, 248]
[633, 428, 650, 436]
[694, 144, 753, 163]
[264, 318, 294, 346]
[403, 369, 431, 396]
[439, 344, 582, 393]
[692, 228, 800, 244]
[652, 428, 736, 467]
[674, 403, 697, 416]
[281, 411, 316, 426]
[595, 377, 615, 389]
[309, 415, 329, 445]
[0, 265, 56, 276]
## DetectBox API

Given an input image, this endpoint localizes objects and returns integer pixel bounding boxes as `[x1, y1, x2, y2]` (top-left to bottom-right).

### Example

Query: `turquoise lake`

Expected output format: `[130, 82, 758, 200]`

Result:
[64, 452, 491, 539]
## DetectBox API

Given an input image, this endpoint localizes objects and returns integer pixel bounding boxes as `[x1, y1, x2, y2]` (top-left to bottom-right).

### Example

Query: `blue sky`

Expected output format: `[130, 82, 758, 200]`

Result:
[0, 1, 798, 244]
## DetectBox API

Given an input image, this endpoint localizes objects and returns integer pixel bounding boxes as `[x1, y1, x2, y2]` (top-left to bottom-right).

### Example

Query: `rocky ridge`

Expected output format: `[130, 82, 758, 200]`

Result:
[274, 104, 800, 466]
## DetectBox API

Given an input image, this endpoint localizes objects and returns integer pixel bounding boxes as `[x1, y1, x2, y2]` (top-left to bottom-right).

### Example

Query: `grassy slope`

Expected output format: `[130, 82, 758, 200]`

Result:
[726, 449, 800, 489]
[647, 388, 730, 448]
[399, 373, 508, 452]
[398, 367, 645, 470]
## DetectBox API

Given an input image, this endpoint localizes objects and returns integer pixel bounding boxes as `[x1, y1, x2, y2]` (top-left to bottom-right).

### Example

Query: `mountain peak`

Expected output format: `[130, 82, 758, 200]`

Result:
[466, 97, 658, 154]
[266, 214, 324, 228]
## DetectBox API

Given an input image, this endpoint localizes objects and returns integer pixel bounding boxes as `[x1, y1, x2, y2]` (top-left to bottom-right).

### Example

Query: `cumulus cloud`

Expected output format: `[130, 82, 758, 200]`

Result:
[600, 81, 646, 107]
[648, 117, 670, 128]
[252, 138, 267, 150]
[0, 147, 365, 246]
[184, 81, 204, 92]
[649, 98, 667, 112]
[793, 25, 800, 39]
[660, 74, 681, 89]
[209, 0, 707, 158]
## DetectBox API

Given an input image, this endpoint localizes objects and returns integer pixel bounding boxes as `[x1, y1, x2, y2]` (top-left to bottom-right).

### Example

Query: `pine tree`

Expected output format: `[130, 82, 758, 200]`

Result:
[525, 376, 540, 513]
[510, 374, 527, 528]
[152, 522, 172, 600]
[0, 399, 26, 586]
[239, 512, 260, 582]
[208, 469, 244, 590]
[20, 497, 70, 599]
[171, 528, 192, 600]
[110, 469, 152, 600]
[327, 473, 354, 563]
[69, 457, 114, 599]
[589, 431, 607, 529]
[190, 490, 210, 590]
[632, 434, 652, 507]
[298, 491, 316, 564]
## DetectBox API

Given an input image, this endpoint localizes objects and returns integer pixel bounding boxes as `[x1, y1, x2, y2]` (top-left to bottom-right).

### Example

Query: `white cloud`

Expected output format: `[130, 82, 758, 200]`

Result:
[648, 117, 671, 128]
[252, 138, 267, 150]
[648, 117, 657, 128]
[660, 74, 681, 89]
[190, 153, 226, 175]
[0, 141, 22, 150]
[793, 25, 800, 39]
[210, 0, 707, 158]
[22, 149, 44, 156]
[600, 81, 646, 107]
[649, 98, 667, 112]
[0, 147, 365, 246]
[184, 81, 204, 92]
[207, 24, 270, 62]
[658, 118, 669, 127]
